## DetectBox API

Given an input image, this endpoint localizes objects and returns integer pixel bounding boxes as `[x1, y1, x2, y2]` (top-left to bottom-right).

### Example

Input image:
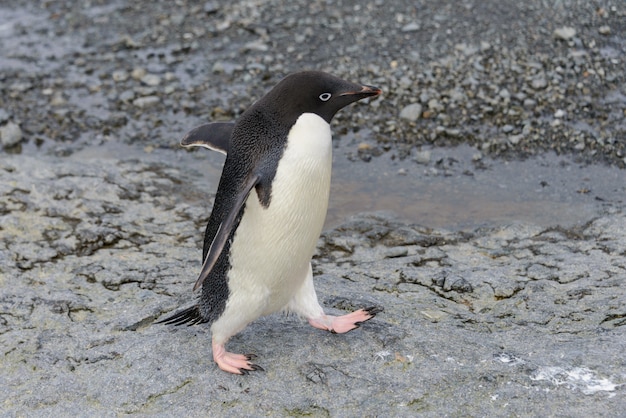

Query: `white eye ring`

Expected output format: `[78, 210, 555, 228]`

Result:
[319, 92, 332, 101]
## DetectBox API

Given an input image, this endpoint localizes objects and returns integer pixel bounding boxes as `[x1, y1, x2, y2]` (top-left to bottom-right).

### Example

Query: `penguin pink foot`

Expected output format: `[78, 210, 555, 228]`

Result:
[212, 340, 264, 375]
[308, 306, 383, 334]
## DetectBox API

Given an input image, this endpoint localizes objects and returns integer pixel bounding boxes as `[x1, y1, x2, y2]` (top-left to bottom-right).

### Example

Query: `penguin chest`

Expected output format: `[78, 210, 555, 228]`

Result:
[227, 113, 332, 314]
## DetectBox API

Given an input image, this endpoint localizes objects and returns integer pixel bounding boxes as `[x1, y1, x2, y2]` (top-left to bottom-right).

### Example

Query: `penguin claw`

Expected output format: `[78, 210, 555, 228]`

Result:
[250, 364, 265, 372]
[364, 306, 384, 316]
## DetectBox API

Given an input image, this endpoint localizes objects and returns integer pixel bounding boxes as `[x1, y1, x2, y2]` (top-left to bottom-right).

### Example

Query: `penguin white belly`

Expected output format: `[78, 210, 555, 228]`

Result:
[220, 113, 332, 324]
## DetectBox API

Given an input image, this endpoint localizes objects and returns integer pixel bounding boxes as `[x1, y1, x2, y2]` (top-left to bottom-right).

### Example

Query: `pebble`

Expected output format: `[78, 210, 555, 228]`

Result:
[131, 68, 147, 80]
[244, 40, 269, 52]
[0, 121, 23, 147]
[413, 149, 431, 164]
[399, 103, 423, 122]
[0, 109, 9, 124]
[598, 25, 611, 35]
[401, 22, 420, 32]
[132, 96, 160, 108]
[553, 27, 576, 40]
[112, 70, 129, 82]
[141, 74, 161, 86]
[204, 1, 220, 14]
[119, 90, 135, 102]
[530, 77, 548, 90]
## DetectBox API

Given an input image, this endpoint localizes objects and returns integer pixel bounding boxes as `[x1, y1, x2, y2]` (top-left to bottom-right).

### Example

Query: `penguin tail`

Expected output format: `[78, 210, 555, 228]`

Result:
[156, 305, 208, 326]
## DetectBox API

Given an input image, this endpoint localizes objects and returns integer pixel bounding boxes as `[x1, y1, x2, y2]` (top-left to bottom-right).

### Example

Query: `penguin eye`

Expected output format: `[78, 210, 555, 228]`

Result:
[319, 92, 332, 102]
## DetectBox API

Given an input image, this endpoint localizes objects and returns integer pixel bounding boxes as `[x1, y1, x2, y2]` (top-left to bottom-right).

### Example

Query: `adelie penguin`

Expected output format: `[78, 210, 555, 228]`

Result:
[158, 71, 383, 374]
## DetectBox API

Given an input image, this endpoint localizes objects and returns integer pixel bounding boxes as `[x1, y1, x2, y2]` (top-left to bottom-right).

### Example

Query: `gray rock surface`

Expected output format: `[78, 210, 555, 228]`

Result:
[1, 152, 624, 416]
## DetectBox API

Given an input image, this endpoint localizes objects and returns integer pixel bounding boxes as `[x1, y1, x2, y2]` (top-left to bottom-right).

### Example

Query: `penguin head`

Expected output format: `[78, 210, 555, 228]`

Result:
[264, 71, 382, 124]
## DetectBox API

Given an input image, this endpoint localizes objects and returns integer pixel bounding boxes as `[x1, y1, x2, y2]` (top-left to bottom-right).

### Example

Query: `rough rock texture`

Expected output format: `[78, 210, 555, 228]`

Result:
[1, 154, 624, 416]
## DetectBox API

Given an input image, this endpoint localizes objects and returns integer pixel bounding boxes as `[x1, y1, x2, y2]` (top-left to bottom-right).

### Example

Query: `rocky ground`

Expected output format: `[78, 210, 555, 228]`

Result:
[1, 0, 625, 417]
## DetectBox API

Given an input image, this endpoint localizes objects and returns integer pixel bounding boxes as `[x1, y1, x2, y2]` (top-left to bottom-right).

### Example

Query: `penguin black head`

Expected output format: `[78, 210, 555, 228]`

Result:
[260, 71, 382, 125]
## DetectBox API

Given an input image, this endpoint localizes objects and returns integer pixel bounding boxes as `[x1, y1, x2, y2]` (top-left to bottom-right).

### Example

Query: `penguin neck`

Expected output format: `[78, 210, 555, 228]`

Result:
[284, 113, 332, 163]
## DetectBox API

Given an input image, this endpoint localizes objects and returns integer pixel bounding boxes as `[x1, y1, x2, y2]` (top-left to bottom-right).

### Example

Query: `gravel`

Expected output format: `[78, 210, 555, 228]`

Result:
[1, 0, 624, 165]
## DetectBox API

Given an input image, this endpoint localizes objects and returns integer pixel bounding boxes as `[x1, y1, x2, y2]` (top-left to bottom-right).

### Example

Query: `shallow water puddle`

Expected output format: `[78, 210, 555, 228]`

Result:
[69, 141, 624, 231]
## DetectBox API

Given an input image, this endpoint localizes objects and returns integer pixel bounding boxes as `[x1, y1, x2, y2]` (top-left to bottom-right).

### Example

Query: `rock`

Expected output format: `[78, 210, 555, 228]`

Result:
[141, 74, 161, 86]
[132, 95, 160, 108]
[131, 67, 147, 80]
[0, 109, 10, 123]
[399, 103, 423, 121]
[413, 149, 431, 164]
[401, 22, 420, 32]
[112, 70, 129, 82]
[598, 25, 611, 35]
[0, 121, 23, 147]
[204, 1, 220, 14]
[530, 76, 548, 90]
[243, 40, 269, 52]
[553, 27, 576, 40]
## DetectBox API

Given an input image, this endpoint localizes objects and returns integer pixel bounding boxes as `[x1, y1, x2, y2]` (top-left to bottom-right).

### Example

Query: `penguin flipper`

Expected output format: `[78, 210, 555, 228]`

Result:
[193, 174, 260, 291]
[180, 122, 234, 155]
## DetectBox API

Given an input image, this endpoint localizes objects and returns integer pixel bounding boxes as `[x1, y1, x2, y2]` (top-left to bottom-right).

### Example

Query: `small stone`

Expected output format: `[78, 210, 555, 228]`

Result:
[523, 98, 537, 108]
[119, 90, 135, 102]
[50, 92, 66, 106]
[413, 150, 431, 165]
[530, 77, 548, 90]
[399, 103, 423, 122]
[131, 67, 147, 80]
[204, 1, 220, 14]
[132, 96, 160, 108]
[401, 22, 420, 32]
[141, 74, 161, 86]
[112, 70, 129, 82]
[244, 40, 269, 52]
[554, 109, 566, 118]
[598, 25, 611, 35]
[0, 122, 23, 147]
[0, 109, 10, 123]
[553, 27, 576, 40]
[502, 125, 514, 133]
[498, 89, 510, 100]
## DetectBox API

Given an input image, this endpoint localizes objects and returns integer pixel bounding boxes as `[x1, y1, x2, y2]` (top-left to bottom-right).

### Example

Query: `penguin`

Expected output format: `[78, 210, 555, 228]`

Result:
[159, 71, 383, 374]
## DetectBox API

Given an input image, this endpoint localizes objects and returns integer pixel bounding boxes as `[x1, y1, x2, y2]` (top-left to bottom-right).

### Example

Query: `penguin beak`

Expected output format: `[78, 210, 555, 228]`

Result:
[340, 85, 382, 98]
